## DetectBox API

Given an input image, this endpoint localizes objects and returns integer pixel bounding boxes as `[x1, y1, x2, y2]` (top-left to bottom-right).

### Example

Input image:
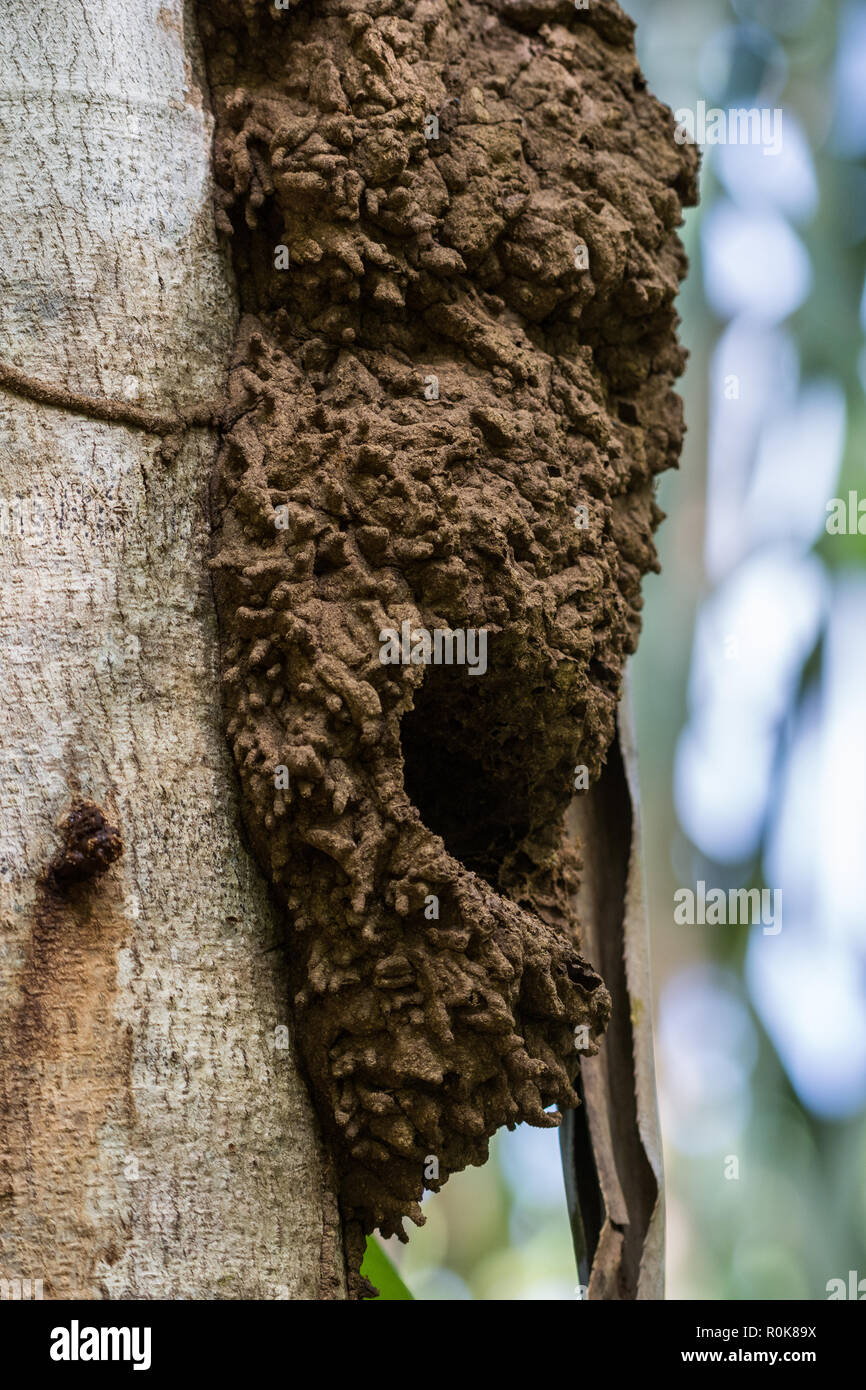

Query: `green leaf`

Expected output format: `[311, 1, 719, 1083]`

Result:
[360, 1236, 414, 1300]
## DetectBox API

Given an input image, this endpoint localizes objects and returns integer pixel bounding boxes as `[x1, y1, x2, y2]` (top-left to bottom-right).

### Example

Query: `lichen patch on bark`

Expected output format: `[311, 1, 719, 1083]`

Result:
[196, 0, 696, 1288]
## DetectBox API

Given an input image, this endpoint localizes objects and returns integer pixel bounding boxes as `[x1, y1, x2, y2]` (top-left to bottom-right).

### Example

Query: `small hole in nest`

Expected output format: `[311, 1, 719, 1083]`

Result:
[566, 959, 603, 992]
[400, 659, 534, 888]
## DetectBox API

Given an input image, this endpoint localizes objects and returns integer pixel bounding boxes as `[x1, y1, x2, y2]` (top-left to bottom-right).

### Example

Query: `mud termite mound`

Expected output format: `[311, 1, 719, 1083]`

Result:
[197, 0, 697, 1289]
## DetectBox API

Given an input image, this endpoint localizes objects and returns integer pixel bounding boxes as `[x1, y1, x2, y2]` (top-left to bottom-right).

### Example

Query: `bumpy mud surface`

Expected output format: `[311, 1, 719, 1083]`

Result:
[197, 0, 696, 1285]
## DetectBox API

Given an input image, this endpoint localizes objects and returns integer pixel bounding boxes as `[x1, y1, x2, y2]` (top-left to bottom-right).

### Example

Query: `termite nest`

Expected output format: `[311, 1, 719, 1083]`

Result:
[197, 0, 696, 1289]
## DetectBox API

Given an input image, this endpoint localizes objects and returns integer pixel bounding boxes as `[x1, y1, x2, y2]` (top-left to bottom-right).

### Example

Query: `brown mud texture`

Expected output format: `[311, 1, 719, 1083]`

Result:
[197, 0, 697, 1290]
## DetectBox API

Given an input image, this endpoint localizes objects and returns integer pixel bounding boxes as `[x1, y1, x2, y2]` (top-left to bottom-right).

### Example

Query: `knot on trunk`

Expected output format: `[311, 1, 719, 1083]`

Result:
[48, 801, 123, 888]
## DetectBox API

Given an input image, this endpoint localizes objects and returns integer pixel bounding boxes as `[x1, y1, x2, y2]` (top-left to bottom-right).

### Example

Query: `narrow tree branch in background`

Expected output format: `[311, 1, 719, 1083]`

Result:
[563, 673, 664, 1299]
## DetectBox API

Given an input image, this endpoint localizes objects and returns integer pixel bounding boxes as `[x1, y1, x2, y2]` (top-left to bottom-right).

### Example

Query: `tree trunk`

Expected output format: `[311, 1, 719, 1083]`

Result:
[0, 0, 343, 1300]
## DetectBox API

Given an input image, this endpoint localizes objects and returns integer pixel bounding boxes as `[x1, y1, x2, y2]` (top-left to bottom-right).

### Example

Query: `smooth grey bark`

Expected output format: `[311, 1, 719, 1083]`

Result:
[0, 0, 343, 1300]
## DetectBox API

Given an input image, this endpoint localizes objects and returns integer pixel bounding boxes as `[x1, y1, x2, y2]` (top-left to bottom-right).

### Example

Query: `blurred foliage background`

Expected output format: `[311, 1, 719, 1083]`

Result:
[376, 0, 866, 1299]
